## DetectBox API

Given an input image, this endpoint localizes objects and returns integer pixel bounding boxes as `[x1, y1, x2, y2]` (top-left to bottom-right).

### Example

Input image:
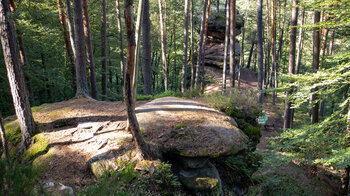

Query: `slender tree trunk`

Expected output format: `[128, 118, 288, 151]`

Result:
[41, 53, 51, 101]
[320, 14, 329, 59]
[246, 41, 255, 69]
[328, 29, 335, 55]
[271, 0, 276, 105]
[82, 0, 98, 99]
[295, 6, 305, 74]
[257, 0, 264, 104]
[116, 0, 125, 88]
[222, 0, 230, 92]
[201, 0, 212, 92]
[265, 0, 271, 91]
[172, 14, 177, 91]
[108, 49, 113, 85]
[190, 0, 195, 89]
[0, 115, 10, 166]
[57, 0, 75, 91]
[142, 0, 152, 95]
[284, 0, 298, 129]
[101, 0, 107, 100]
[216, 0, 219, 12]
[277, 0, 286, 75]
[123, 0, 158, 159]
[229, 0, 236, 91]
[0, 0, 36, 150]
[133, 0, 144, 104]
[196, 0, 208, 89]
[158, 0, 168, 91]
[311, 11, 321, 124]
[65, 0, 76, 58]
[73, 0, 89, 98]
[253, 47, 257, 72]
[181, 0, 190, 93]
[238, 14, 246, 89]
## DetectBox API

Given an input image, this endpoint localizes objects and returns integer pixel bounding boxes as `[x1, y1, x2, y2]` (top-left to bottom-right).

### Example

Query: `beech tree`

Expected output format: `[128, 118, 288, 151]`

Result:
[82, 0, 98, 99]
[0, 0, 36, 150]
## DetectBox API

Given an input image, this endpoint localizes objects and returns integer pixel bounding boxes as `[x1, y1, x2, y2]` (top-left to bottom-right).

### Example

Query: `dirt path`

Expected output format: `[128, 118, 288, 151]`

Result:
[204, 66, 283, 150]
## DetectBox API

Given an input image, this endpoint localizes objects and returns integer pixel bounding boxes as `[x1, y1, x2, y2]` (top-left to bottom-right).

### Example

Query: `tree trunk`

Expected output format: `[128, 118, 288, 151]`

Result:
[82, 0, 98, 99]
[132, 0, 144, 104]
[229, 0, 236, 91]
[196, 0, 208, 89]
[264, 0, 271, 92]
[41, 53, 51, 101]
[181, 0, 190, 93]
[57, 0, 75, 91]
[320, 14, 329, 59]
[116, 0, 125, 88]
[73, 0, 89, 98]
[328, 29, 335, 55]
[142, 0, 152, 95]
[277, 0, 287, 72]
[158, 0, 168, 91]
[190, 0, 196, 89]
[0, 115, 10, 166]
[283, 0, 298, 129]
[253, 47, 257, 72]
[101, 0, 107, 100]
[0, 0, 36, 150]
[200, 0, 212, 92]
[246, 41, 255, 69]
[295, 6, 305, 74]
[238, 13, 246, 89]
[222, 0, 230, 92]
[311, 11, 321, 124]
[65, 0, 76, 59]
[271, 0, 276, 105]
[257, 0, 264, 104]
[123, 0, 159, 159]
[172, 14, 177, 91]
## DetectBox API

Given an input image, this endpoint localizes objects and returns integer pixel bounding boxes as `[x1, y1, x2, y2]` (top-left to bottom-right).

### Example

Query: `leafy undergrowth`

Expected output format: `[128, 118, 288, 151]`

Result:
[205, 89, 262, 146]
[78, 160, 183, 196]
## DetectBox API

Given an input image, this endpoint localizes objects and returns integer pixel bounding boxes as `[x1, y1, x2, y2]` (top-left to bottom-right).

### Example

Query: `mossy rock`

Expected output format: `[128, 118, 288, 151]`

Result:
[179, 162, 222, 195]
[25, 133, 49, 161]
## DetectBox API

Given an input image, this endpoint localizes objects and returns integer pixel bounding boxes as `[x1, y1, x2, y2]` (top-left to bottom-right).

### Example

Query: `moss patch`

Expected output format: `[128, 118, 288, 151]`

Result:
[25, 133, 49, 161]
[32, 147, 56, 175]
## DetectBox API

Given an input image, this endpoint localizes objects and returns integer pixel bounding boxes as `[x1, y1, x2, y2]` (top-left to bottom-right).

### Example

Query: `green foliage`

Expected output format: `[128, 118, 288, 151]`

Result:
[4, 121, 21, 146]
[0, 160, 40, 196]
[205, 90, 262, 145]
[78, 160, 181, 196]
[140, 160, 181, 194]
[217, 151, 262, 190]
[267, 116, 350, 169]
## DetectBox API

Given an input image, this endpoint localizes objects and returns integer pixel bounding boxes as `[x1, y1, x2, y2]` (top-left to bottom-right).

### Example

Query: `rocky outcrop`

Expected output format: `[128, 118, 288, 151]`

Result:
[136, 97, 248, 194]
[136, 97, 248, 158]
[201, 10, 244, 68]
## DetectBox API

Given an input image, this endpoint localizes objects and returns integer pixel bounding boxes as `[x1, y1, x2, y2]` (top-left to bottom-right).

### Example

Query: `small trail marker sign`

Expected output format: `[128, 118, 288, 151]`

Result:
[258, 112, 268, 125]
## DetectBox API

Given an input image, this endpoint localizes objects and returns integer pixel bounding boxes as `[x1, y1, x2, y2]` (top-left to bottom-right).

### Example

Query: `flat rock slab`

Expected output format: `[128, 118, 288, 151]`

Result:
[136, 97, 248, 157]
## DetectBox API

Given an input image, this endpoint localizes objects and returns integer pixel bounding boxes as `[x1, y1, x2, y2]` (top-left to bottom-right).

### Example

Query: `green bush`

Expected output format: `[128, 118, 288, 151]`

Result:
[0, 160, 40, 196]
[205, 90, 262, 145]
[78, 160, 181, 196]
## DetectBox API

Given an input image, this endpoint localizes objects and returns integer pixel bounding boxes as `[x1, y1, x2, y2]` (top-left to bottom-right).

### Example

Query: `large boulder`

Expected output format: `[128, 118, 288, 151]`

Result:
[136, 97, 248, 158]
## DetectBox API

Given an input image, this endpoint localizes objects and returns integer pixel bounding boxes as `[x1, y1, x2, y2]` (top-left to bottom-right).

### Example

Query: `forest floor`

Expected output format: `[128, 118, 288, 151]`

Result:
[4, 66, 340, 194]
